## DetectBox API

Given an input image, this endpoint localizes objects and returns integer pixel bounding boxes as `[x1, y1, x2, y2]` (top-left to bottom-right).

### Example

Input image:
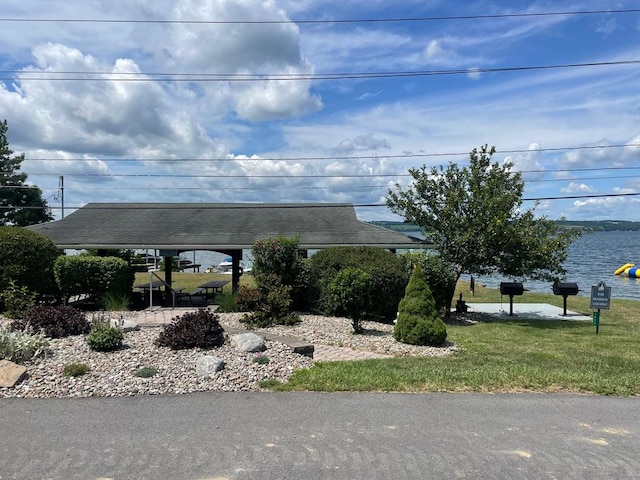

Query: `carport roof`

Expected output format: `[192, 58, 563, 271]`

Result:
[28, 203, 429, 251]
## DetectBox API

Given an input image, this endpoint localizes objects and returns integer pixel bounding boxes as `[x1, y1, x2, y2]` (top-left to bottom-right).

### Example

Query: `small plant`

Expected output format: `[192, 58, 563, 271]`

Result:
[252, 352, 270, 365]
[0, 325, 50, 364]
[86, 315, 124, 352]
[10, 305, 91, 338]
[0, 281, 38, 319]
[216, 292, 237, 313]
[100, 292, 131, 311]
[155, 309, 225, 350]
[135, 366, 158, 378]
[63, 362, 90, 377]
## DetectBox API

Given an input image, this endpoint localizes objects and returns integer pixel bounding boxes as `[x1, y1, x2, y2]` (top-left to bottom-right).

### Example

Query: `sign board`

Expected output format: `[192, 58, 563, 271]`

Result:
[590, 281, 611, 310]
[158, 249, 178, 257]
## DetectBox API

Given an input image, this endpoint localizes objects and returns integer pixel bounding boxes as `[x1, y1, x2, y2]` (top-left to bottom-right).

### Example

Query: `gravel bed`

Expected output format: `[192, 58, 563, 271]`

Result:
[0, 312, 460, 399]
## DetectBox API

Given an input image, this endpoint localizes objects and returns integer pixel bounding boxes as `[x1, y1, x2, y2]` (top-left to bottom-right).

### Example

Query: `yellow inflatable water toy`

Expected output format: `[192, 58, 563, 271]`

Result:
[614, 263, 637, 277]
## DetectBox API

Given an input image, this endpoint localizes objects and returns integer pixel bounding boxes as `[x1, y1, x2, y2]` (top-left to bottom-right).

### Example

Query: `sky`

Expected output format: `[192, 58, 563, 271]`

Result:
[1, 0, 639, 223]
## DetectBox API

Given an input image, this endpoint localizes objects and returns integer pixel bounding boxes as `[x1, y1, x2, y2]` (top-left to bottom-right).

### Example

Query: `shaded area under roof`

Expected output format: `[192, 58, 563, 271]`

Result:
[29, 203, 430, 251]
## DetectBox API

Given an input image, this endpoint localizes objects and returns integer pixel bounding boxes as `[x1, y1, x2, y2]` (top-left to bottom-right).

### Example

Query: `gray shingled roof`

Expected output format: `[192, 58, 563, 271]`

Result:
[29, 203, 429, 251]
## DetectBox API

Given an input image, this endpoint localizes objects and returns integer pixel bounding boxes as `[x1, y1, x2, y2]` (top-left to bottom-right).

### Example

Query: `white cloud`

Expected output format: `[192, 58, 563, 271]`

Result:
[561, 182, 597, 194]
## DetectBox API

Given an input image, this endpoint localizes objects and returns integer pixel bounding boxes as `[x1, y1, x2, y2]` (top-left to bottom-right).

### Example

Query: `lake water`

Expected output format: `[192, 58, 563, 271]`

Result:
[172, 230, 640, 301]
[459, 230, 640, 301]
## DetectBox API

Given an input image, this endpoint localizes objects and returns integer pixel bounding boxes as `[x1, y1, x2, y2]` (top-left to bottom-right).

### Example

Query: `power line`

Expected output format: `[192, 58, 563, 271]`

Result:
[1, 8, 639, 25]
[4, 60, 639, 83]
[21, 143, 640, 164]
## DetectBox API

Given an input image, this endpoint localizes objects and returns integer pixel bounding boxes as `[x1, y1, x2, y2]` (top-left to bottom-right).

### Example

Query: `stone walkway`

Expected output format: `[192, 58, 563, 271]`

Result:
[130, 307, 390, 362]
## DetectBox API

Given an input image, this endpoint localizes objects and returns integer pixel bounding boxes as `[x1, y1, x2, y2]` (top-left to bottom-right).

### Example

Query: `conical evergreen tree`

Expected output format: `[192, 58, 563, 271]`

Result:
[393, 265, 447, 346]
[0, 119, 53, 226]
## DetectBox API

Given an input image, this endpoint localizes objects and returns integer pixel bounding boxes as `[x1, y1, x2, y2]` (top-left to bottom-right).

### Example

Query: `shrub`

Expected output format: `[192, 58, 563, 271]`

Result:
[54, 255, 134, 301]
[86, 321, 124, 352]
[0, 280, 38, 319]
[0, 226, 60, 300]
[216, 292, 237, 313]
[63, 362, 90, 377]
[236, 285, 261, 312]
[240, 274, 301, 328]
[155, 309, 225, 350]
[325, 268, 373, 333]
[393, 265, 447, 346]
[100, 292, 131, 311]
[135, 366, 158, 378]
[401, 252, 457, 316]
[10, 305, 91, 338]
[0, 325, 50, 364]
[310, 246, 409, 321]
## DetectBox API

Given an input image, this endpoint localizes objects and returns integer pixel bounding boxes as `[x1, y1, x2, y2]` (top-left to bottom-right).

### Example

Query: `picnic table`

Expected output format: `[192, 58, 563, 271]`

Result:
[197, 279, 230, 302]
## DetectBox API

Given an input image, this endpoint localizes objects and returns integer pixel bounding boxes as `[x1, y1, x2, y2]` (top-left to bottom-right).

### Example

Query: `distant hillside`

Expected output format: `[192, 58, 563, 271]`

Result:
[370, 220, 640, 232]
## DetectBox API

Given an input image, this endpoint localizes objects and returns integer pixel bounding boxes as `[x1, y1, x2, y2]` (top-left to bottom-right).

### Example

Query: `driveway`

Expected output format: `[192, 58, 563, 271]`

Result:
[1, 392, 639, 479]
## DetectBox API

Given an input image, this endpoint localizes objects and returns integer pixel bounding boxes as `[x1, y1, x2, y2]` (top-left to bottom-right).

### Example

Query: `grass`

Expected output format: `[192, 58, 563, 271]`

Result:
[268, 281, 640, 396]
[134, 271, 255, 297]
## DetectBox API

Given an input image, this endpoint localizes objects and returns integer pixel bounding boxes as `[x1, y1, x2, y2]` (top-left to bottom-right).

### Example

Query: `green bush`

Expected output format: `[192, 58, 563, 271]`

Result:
[393, 265, 447, 346]
[86, 321, 124, 352]
[0, 325, 50, 364]
[63, 362, 90, 377]
[0, 280, 38, 319]
[240, 274, 301, 328]
[0, 227, 61, 301]
[135, 366, 158, 378]
[325, 268, 373, 333]
[155, 309, 225, 350]
[10, 305, 91, 338]
[401, 252, 457, 316]
[54, 255, 134, 301]
[310, 246, 409, 321]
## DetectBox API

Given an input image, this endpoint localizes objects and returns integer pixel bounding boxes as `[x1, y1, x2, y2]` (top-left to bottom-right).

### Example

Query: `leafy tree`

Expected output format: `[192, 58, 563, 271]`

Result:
[0, 119, 53, 226]
[387, 144, 580, 308]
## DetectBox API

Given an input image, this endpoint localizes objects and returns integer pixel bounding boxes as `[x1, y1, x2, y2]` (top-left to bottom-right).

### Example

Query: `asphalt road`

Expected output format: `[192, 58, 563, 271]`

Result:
[1, 392, 639, 479]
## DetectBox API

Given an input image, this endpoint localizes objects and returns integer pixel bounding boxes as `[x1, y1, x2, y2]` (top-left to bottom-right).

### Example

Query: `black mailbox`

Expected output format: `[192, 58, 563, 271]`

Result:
[552, 282, 579, 316]
[500, 282, 524, 316]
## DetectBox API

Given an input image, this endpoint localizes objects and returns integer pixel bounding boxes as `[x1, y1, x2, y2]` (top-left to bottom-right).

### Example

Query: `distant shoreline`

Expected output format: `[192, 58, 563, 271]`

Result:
[370, 220, 640, 232]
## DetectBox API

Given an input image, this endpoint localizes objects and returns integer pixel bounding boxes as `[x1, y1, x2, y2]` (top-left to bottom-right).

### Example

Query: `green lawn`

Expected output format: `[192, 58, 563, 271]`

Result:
[269, 281, 640, 396]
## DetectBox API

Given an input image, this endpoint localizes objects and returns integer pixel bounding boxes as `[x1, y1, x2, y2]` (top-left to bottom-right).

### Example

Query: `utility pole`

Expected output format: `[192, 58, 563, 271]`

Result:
[59, 175, 64, 218]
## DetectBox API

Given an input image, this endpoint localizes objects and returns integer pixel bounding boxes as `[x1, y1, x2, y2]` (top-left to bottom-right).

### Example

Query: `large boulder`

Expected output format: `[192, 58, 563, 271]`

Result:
[0, 360, 27, 388]
[230, 332, 265, 352]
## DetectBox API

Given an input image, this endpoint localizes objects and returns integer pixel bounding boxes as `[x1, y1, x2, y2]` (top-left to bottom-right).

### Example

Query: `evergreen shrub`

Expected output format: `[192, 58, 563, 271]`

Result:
[393, 265, 447, 346]
[400, 252, 457, 316]
[11, 305, 91, 338]
[54, 255, 134, 301]
[155, 309, 225, 350]
[325, 268, 373, 333]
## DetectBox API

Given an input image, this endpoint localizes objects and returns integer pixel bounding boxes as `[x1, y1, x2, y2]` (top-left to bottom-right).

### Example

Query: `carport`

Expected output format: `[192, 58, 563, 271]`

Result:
[29, 203, 429, 304]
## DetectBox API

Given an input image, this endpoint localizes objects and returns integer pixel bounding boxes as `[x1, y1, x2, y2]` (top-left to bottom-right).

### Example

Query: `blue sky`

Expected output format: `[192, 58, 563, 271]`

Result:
[1, 0, 639, 222]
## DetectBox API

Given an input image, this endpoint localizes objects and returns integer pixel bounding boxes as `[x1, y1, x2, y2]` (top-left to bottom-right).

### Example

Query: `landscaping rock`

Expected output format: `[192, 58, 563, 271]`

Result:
[230, 332, 265, 353]
[195, 355, 224, 377]
[0, 360, 27, 388]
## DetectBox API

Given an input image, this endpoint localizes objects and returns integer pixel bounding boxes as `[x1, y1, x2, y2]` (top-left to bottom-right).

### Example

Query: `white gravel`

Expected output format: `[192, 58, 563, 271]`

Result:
[0, 312, 458, 399]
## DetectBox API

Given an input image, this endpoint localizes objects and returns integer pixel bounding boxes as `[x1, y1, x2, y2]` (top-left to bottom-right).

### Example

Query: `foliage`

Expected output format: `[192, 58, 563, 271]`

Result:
[135, 366, 158, 378]
[216, 292, 237, 312]
[0, 324, 50, 364]
[10, 305, 91, 338]
[100, 292, 131, 311]
[309, 246, 409, 321]
[83, 248, 135, 264]
[54, 255, 134, 300]
[240, 274, 301, 328]
[393, 265, 447, 346]
[155, 309, 225, 350]
[0, 280, 38, 318]
[86, 318, 124, 352]
[325, 268, 373, 333]
[387, 144, 581, 309]
[235, 285, 261, 312]
[0, 226, 61, 300]
[63, 362, 90, 377]
[400, 252, 457, 316]
[252, 352, 270, 365]
[0, 119, 53, 226]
